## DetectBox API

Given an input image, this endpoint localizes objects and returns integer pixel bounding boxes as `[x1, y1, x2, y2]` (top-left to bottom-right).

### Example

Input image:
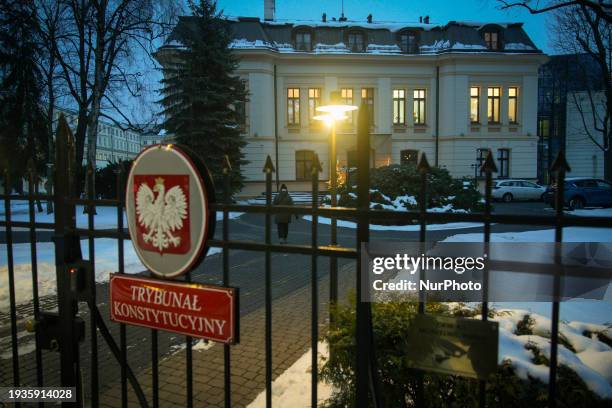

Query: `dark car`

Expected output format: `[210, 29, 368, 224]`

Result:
[543, 178, 612, 210]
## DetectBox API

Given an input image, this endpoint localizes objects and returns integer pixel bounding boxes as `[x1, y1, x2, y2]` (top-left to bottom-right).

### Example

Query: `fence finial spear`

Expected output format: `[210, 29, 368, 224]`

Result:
[550, 150, 571, 173]
[417, 152, 430, 173]
[222, 155, 232, 174]
[263, 155, 275, 174]
[311, 153, 323, 175]
[481, 150, 498, 173]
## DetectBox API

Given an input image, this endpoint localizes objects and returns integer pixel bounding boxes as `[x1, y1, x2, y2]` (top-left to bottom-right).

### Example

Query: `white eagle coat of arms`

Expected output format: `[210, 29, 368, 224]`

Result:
[135, 177, 188, 252]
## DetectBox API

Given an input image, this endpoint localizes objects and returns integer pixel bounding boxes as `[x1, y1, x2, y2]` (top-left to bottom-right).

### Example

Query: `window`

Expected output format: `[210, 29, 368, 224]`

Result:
[498, 148, 509, 178]
[361, 88, 374, 124]
[487, 87, 501, 124]
[287, 88, 300, 126]
[477, 148, 487, 177]
[400, 149, 419, 166]
[413, 89, 426, 125]
[392, 89, 406, 125]
[348, 32, 365, 52]
[295, 31, 312, 51]
[399, 31, 418, 53]
[508, 87, 518, 124]
[484, 31, 499, 50]
[470, 87, 480, 123]
[308, 88, 321, 122]
[341, 88, 354, 123]
[295, 150, 315, 180]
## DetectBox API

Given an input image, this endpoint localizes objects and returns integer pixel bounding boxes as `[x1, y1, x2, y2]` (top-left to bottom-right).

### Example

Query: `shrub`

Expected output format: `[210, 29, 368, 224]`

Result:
[320, 296, 610, 407]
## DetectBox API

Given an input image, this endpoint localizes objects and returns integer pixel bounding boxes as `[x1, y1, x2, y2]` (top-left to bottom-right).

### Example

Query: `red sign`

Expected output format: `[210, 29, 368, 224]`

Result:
[133, 174, 191, 254]
[109, 274, 238, 344]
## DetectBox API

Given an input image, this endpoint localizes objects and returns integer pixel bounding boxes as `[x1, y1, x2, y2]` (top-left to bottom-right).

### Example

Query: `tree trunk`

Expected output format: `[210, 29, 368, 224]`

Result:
[604, 148, 612, 180]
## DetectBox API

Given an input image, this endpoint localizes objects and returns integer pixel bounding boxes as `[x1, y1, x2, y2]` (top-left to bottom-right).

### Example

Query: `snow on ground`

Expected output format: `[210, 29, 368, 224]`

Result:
[0, 239, 222, 312]
[303, 215, 483, 232]
[443, 227, 612, 243]
[570, 208, 612, 218]
[2, 201, 243, 229]
[490, 309, 612, 399]
[247, 342, 332, 407]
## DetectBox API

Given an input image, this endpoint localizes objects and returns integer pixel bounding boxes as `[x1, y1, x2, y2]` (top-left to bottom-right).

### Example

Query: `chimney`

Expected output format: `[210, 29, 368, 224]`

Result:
[322, 12, 326, 22]
[367, 14, 372, 23]
[424, 15, 430, 24]
[419, 16, 423, 23]
[264, 0, 275, 21]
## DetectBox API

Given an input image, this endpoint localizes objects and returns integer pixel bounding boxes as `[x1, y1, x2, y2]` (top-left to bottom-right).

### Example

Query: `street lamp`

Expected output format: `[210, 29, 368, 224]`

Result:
[313, 91, 356, 321]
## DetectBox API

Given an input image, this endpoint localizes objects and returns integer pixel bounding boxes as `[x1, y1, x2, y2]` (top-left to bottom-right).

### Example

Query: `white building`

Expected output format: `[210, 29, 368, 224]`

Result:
[157, 3, 547, 195]
[55, 108, 143, 167]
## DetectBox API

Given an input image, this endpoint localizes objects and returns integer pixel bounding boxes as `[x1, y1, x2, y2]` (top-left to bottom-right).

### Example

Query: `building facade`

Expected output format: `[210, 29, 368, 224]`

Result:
[158, 13, 546, 195]
[537, 54, 606, 183]
[55, 108, 143, 167]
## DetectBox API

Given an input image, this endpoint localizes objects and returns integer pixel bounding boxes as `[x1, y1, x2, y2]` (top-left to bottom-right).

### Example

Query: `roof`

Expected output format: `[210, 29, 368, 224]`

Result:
[160, 16, 542, 56]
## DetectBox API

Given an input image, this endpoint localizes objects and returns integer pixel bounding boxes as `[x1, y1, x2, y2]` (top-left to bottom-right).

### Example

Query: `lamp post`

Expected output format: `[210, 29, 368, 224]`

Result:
[313, 90, 356, 319]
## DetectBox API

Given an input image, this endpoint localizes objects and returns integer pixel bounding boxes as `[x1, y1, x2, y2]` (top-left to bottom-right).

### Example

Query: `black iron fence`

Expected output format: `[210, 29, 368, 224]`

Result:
[2, 110, 612, 408]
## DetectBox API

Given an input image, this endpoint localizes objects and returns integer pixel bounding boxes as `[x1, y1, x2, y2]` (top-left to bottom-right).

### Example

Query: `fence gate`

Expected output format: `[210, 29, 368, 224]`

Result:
[2, 110, 612, 408]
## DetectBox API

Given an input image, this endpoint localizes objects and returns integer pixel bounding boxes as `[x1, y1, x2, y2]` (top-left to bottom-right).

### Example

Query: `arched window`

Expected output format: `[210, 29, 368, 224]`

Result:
[398, 30, 419, 54]
[295, 150, 315, 180]
[294, 28, 313, 51]
[400, 149, 419, 166]
[347, 30, 366, 52]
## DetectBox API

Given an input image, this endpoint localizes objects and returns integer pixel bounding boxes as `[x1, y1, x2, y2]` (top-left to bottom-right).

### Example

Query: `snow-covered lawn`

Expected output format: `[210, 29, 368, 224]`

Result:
[0, 239, 223, 312]
[302, 215, 483, 232]
[247, 342, 332, 407]
[1, 202, 243, 229]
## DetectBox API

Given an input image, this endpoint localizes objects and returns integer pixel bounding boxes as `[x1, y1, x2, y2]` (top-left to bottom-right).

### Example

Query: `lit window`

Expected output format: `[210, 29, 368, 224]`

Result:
[361, 88, 374, 124]
[498, 149, 510, 178]
[413, 89, 426, 125]
[287, 88, 300, 126]
[348, 32, 365, 52]
[308, 88, 321, 122]
[295, 31, 312, 51]
[400, 149, 419, 166]
[295, 150, 315, 180]
[341, 88, 354, 123]
[487, 87, 501, 124]
[508, 87, 518, 124]
[470, 87, 480, 123]
[484, 31, 499, 50]
[392, 89, 405, 125]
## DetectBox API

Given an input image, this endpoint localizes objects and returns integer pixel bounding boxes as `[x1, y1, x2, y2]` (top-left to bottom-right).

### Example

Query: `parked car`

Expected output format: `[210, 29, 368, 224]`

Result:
[543, 178, 612, 210]
[492, 179, 547, 202]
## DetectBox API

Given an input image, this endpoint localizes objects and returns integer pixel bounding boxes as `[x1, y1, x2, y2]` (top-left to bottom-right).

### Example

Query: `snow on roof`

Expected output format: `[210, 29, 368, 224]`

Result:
[262, 19, 437, 32]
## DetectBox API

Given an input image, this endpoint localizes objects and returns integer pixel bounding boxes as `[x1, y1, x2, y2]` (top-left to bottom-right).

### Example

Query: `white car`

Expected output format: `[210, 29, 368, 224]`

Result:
[492, 179, 546, 202]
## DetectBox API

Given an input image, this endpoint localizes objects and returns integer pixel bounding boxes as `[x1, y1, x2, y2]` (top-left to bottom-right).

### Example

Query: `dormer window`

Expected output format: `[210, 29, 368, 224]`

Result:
[399, 30, 419, 54]
[295, 30, 312, 51]
[348, 31, 365, 52]
[483, 30, 499, 50]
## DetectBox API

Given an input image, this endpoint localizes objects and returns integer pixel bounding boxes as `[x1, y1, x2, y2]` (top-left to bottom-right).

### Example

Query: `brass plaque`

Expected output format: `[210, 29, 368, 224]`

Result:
[404, 314, 498, 380]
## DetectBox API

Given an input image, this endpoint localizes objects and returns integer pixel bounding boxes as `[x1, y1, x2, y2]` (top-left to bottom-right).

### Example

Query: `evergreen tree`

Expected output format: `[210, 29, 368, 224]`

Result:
[0, 0, 47, 194]
[160, 0, 248, 197]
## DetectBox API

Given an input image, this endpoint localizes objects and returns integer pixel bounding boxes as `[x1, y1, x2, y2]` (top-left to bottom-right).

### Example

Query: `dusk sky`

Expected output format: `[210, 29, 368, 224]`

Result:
[216, 0, 555, 53]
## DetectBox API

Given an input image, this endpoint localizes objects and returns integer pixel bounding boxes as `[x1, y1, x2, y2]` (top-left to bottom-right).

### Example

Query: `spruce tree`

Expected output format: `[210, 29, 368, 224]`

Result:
[0, 0, 47, 194]
[160, 0, 248, 197]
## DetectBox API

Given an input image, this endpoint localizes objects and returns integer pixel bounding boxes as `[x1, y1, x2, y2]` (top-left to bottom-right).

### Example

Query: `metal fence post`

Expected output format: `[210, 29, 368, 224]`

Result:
[53, 114, 82, 404]
[311, 154, 322, 408]
[263, 155, 275, 408]
[222, 155, 232, 408]
[549, 150, 570, 408]
[479, 149, 497, 408]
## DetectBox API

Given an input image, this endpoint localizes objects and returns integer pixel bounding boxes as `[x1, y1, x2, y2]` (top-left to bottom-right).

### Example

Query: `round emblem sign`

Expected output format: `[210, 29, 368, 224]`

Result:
[125, 144, 216, 278]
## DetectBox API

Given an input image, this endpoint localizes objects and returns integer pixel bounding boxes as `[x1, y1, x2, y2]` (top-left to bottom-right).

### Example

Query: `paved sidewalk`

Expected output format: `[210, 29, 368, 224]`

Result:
[98, 261, 356, 407]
